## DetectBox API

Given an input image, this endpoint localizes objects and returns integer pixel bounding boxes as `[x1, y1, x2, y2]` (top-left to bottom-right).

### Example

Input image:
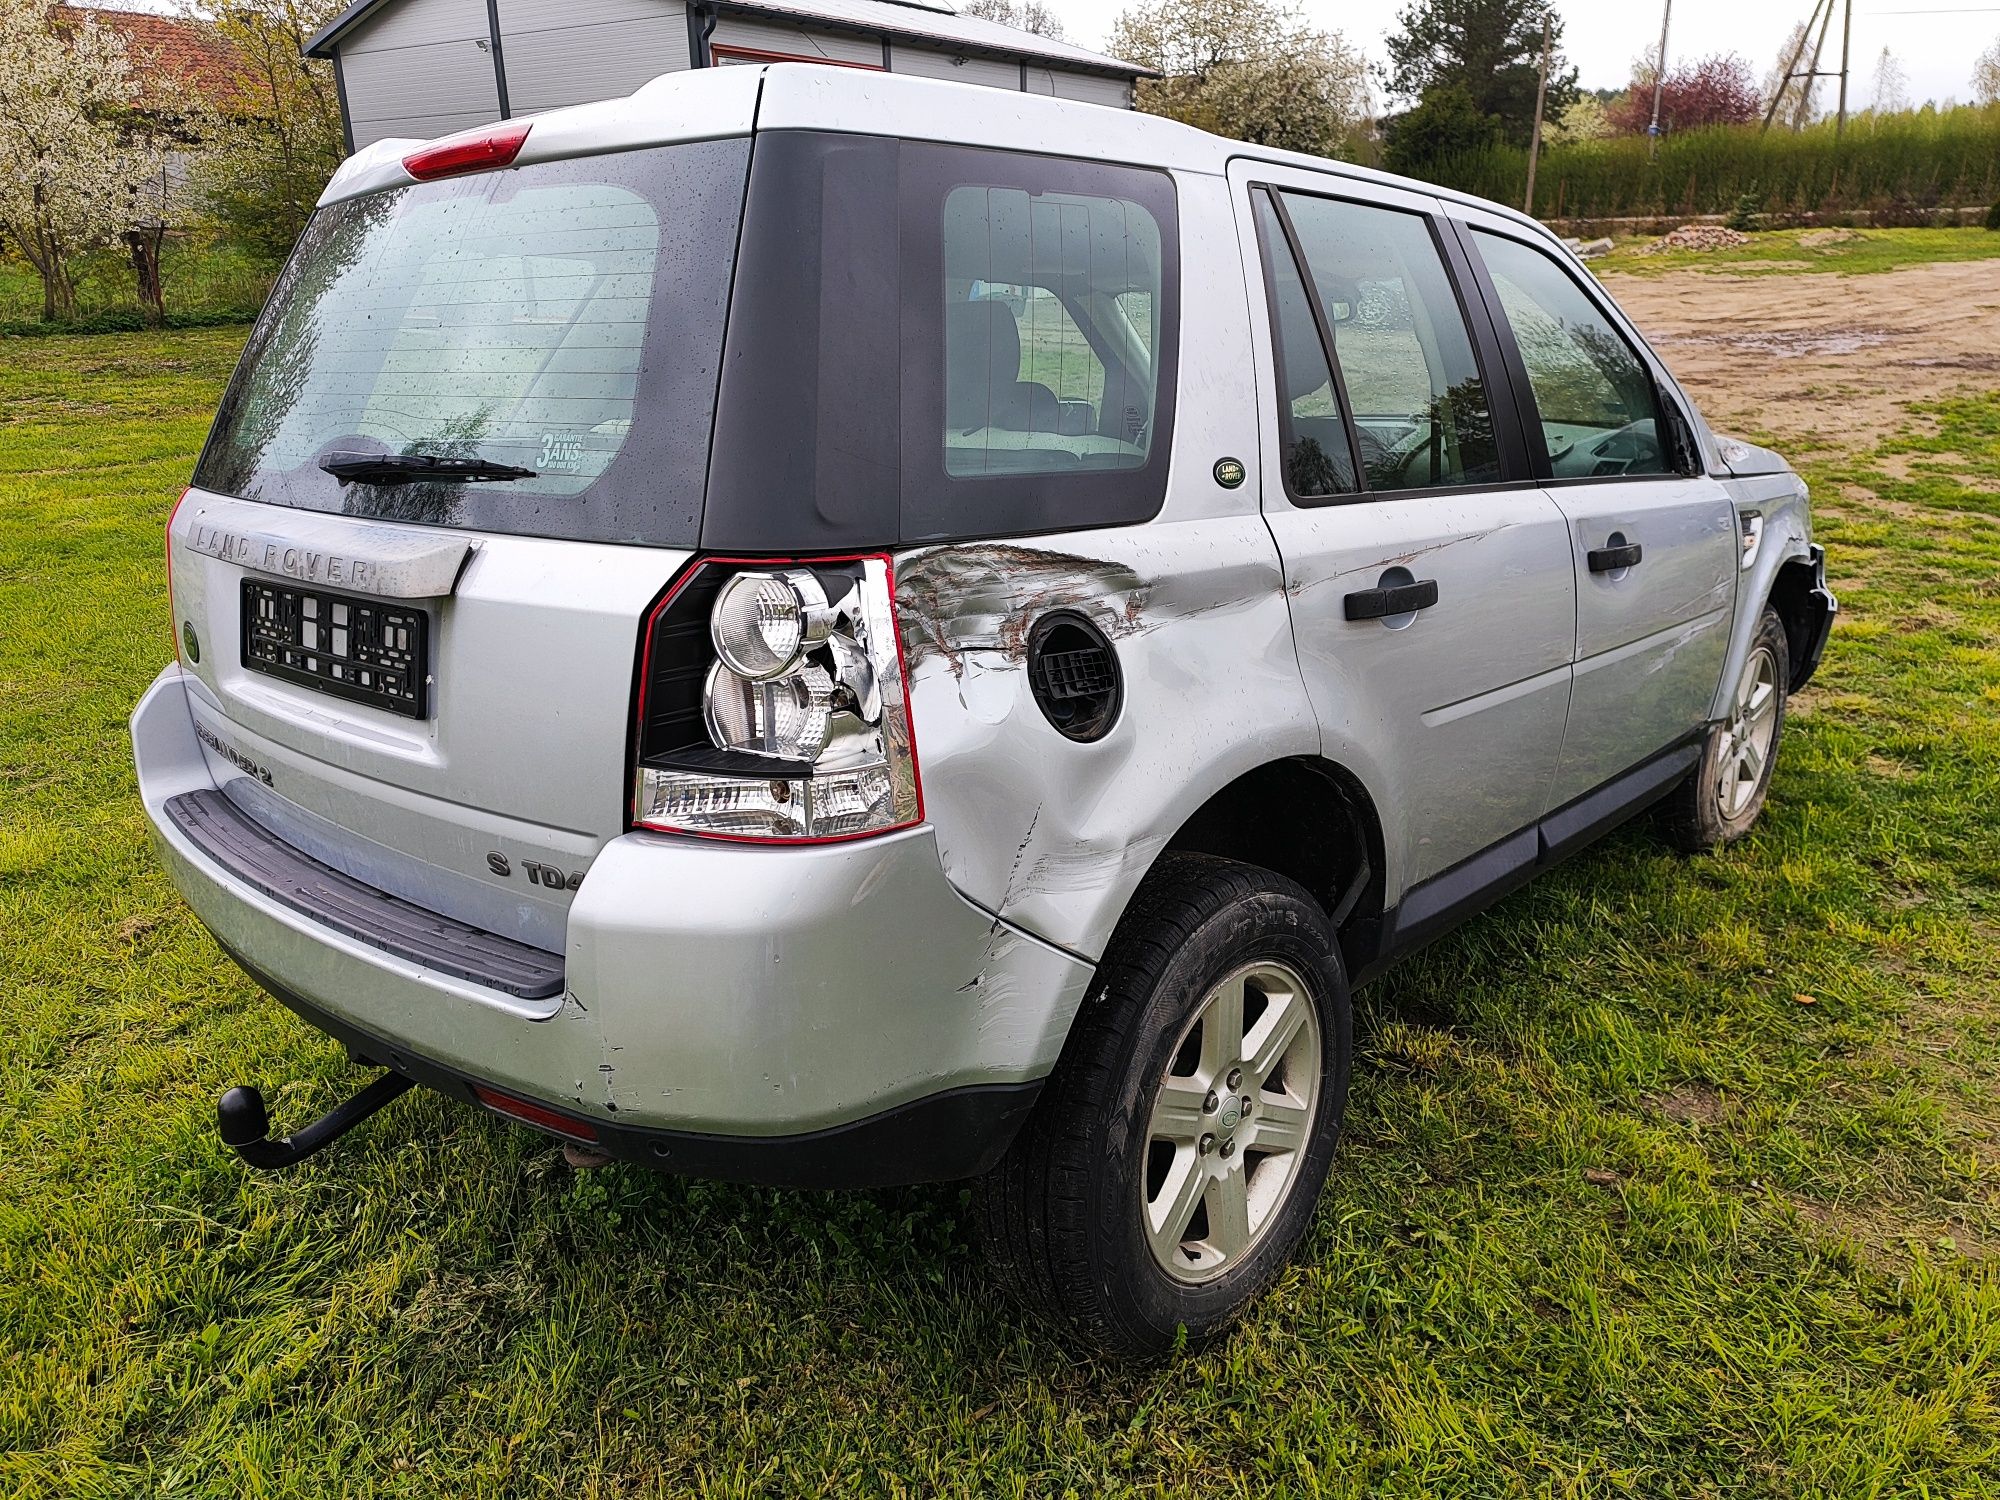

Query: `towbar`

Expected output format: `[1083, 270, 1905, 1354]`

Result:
[217, 1070, 414, 1170]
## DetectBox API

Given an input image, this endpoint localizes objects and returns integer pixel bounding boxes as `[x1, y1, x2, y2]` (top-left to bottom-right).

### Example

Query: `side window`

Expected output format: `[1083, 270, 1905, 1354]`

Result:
[943, 185, 1163, 478]
[1279, 192, 1500, 492]
[1251, 192, 1358, 498]
[1471, 230, 1671, 479]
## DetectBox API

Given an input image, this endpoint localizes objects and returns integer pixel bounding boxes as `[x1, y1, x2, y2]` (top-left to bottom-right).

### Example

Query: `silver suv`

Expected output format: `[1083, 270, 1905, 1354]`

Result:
[133, 65, 1834, 1354]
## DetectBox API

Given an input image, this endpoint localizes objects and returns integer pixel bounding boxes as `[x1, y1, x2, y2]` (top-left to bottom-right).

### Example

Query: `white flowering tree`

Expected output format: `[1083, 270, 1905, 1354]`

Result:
[1110, 0, 1371, 160]
[0, 0, 161, 322]
[958, 0, 1066, 40]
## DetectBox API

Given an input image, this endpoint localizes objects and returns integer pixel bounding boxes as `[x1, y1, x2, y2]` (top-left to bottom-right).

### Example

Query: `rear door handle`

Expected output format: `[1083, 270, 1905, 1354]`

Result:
[1588, 541, 1643, 572]
[1343, 579, 1439, 621]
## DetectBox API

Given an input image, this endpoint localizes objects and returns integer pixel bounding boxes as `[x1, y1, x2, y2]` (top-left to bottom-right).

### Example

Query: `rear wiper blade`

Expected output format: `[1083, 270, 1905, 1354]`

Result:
[320, 452, 537, 486]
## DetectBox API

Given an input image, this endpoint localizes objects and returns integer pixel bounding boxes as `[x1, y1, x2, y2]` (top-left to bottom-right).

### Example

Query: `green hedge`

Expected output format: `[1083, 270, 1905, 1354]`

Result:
[1418, 106, 2000, 221]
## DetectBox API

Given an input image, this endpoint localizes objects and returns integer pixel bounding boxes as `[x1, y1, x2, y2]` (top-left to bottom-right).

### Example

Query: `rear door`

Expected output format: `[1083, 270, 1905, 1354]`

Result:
[1231, 163, 1577, 899]
[167, 136, 750, 949]
[1451, 214, 1737, 807]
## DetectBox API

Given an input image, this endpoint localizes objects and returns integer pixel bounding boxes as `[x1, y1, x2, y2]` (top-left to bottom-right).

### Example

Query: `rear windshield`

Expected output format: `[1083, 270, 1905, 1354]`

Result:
[194, 138, 749, 546]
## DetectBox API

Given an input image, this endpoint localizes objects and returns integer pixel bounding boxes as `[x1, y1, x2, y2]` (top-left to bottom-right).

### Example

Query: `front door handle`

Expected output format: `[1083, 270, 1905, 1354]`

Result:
[1588, 541, 1643, 573]
[1344, 579, 1439, 621]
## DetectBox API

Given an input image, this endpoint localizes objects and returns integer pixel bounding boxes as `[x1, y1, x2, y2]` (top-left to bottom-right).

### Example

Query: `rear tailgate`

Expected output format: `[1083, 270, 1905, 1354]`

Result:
[168, 491, 686, 951]
[162, 127, 754, 951]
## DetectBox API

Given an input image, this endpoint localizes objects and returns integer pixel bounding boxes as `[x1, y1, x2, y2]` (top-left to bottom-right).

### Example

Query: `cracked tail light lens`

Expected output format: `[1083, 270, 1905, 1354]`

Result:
[633, 556, 922, 842]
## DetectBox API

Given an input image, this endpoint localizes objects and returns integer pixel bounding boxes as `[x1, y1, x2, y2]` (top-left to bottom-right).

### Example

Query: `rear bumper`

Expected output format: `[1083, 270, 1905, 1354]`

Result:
[133, 664, 1092, 1184]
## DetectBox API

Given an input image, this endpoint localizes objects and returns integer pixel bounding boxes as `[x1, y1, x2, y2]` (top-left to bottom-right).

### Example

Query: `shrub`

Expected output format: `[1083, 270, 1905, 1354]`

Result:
[1725, 193, 1761, 231]
[1985, 200, 2000, 230]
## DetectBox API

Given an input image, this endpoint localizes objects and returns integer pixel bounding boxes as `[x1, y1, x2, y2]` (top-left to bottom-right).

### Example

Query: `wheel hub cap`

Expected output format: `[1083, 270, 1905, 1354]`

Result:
[1140, 961, 1322, 1284]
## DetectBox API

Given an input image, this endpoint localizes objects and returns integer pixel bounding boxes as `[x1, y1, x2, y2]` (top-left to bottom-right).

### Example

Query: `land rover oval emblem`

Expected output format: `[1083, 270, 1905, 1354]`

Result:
[1213, 457, 1246, 489]
[181, 621, 200, 663]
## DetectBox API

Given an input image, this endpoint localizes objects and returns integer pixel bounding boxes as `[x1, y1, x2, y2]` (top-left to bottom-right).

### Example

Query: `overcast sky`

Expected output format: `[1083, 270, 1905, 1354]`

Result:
[92, 0, 2000, 107]
[1052, 0, 2000, 110]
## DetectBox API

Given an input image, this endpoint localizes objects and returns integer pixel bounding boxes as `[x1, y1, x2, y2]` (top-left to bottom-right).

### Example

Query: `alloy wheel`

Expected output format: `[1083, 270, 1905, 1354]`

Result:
[1717, 644, 1781, 821]
[1141, 961, 1323, 1283]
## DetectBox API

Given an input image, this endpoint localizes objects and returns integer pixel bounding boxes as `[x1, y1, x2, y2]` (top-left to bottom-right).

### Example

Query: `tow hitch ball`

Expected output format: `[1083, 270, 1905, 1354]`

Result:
[216, 1070, 414, 1170]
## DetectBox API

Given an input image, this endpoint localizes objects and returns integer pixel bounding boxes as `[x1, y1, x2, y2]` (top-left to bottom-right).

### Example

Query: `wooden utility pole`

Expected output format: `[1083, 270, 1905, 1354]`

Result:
[1762, 0, 1827, 132]
[1647, 0, 1673, 161]
[1524, 12, 1551, 215]
[1835, 0, 1853, 136]
[1795, 0, 1837, 130]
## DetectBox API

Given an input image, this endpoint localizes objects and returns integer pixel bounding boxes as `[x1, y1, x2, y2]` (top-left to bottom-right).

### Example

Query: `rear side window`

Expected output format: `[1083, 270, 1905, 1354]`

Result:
[1275, 192, 1500, 493]
[1251, 192, 1358, 499]
[1471, 230, 1672, 479]
[195, 140, 749, 546]
[705, 134, 1180, 551]
[943, 186, 1163, 477]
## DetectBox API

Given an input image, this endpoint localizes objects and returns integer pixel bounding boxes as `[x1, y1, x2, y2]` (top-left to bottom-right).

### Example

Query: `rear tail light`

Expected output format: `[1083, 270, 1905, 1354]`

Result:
[166, 486, 189, 661]
[632, 556, 923, 842]
[403, 121, 531, 181]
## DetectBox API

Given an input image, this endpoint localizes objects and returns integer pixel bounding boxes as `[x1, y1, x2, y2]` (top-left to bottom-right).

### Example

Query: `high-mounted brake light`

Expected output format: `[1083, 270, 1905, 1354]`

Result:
[402, 121, 531, 181]
[631, 556, 924, 843]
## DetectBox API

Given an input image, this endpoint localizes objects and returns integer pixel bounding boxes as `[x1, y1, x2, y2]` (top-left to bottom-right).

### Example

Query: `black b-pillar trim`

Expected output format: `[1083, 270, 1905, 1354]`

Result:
[484, 0, 511, 117]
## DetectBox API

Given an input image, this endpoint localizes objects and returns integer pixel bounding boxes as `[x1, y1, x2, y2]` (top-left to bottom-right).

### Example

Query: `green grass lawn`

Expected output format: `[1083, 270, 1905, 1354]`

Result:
[1590, 225, 2000, 277]
[3, 329, 1997, 1497]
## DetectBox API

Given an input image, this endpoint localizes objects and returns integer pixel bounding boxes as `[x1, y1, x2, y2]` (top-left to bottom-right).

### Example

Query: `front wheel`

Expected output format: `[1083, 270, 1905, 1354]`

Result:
[975, 853, 1351, 1356]
[1666, 606, 1790, 852]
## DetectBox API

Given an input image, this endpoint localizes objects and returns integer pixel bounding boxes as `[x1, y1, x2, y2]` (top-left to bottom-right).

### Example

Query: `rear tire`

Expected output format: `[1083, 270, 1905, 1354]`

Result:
[975, 852, 1351, 1356]
[1666, 606, 1789, 852]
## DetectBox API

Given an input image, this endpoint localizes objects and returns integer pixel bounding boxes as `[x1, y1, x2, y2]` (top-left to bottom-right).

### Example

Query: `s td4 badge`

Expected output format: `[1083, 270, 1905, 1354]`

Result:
[487, 851, 585, 890]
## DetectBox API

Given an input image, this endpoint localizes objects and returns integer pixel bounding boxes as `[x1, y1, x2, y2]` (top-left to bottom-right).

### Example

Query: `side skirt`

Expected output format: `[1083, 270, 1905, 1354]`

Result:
[1346, 735, 1702, 984]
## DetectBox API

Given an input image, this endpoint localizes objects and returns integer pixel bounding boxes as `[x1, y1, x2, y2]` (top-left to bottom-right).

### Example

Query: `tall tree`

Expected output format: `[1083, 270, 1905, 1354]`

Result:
[0, 0, 159, 321]
[1378, 0, 1576, 146]
[959, 0, 1066, 40]
[1763, 21, 1819, 128]
[1110, 0, 1371, 158]
[185, 0, 347, 264]
[1869, 47, 1908, 115]
[1974, 36, 2000, 107]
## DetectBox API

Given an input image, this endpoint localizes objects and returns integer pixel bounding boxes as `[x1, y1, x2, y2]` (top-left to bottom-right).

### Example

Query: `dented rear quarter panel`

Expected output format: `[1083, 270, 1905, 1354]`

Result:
[895, 525, 1316, 960]
[893, 168, 1325, 962]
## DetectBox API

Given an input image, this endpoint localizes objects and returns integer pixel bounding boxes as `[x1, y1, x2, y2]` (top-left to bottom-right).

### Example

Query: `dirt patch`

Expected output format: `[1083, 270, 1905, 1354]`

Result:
[1649, 1084, 1724, 1126]
[1603, 259, 2000, 450]
[1789, 1193, 1999, 1268]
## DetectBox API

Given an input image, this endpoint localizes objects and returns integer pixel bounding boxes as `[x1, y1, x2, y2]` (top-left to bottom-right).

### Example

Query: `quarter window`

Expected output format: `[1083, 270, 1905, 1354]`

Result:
[1471, 230, 1672, 479]
[1278, 192, 1500, 492]
[943, 185, 1164, 478]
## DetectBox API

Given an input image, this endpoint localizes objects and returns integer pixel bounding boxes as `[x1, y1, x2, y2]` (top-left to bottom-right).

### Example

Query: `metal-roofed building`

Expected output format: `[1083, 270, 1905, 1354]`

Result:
[304, 0, 1154, 151]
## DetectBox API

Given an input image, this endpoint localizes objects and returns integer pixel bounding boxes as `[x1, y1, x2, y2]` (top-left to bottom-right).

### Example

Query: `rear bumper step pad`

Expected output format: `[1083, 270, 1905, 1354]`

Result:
[163, 788, 565, 999]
